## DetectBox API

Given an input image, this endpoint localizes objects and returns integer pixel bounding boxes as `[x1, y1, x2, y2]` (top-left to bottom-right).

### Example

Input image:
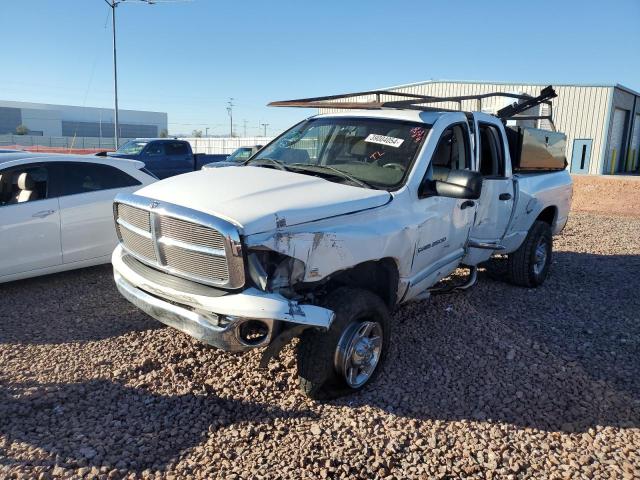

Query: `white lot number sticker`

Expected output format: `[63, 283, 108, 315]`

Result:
[364, 133, 404, 148]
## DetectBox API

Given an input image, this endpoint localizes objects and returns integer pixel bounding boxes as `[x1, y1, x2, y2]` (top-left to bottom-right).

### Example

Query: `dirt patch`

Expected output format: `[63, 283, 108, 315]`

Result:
[571, 174, 640, 217]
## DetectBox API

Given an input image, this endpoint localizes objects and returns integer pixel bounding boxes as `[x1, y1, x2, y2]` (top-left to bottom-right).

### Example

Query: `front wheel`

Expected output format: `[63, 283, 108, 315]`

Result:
[297, 287, 390, 400]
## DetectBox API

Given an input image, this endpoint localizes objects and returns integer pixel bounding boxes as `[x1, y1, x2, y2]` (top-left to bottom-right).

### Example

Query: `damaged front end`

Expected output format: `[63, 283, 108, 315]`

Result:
[244, 247, 330, 367]
[247, 249, 306, 298]
[111, 243, 334, 364]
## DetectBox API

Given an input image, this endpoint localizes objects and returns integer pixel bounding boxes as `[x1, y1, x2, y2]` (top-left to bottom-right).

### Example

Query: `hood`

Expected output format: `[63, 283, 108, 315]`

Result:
[133, 166, 391, 235]
[201, 160, 241, 169]
[107, 152, 139, 160]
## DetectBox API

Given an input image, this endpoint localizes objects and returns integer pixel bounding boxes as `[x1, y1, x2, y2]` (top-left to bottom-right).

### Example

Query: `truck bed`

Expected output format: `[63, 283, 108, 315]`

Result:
[503, 169, 572, 251]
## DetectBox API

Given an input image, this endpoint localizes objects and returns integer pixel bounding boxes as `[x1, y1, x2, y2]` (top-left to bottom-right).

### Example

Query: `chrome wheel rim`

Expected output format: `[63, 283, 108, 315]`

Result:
[533, 238, 548, 276]
[334, 320, 383, 389]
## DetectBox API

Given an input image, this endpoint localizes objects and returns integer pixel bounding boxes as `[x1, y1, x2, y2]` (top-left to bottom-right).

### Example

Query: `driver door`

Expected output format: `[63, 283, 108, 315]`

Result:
[142, 142, 169, 178]
[406, 123, 477, 298]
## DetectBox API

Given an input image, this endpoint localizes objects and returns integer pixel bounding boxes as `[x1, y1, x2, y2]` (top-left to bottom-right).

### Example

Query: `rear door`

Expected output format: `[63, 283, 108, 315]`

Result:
[570, 139, 592, 174]
[52, 161, 142, 264]
[0, 163, 62, 277]
[467, 114, 515, 257]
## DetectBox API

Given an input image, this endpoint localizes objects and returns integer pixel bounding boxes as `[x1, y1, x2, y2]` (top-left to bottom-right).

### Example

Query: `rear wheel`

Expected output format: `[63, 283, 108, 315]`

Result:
[297, 287, 390, 400]
[506, 220, 553, 287]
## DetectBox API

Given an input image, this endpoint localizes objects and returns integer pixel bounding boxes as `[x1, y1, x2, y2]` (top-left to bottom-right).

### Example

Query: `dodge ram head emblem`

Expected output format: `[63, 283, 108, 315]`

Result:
[149, 200, 160, 209]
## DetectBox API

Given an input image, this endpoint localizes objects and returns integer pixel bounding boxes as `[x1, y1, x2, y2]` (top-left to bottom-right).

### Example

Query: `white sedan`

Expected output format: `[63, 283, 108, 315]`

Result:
[0, 152, 157, 283]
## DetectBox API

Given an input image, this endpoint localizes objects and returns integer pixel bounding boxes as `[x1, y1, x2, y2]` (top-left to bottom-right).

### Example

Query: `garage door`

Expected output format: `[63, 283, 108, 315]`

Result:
[607, 108, 628, 174]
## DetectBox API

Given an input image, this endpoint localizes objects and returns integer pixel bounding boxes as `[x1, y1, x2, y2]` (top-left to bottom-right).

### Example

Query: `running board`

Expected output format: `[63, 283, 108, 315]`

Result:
[467, 240, 506, 251]
[428, 267, 478, 295]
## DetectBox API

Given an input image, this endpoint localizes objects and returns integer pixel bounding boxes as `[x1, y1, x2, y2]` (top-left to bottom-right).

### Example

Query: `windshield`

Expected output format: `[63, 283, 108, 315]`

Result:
[249, 117, 429, 189]
[228, 148, 252, 162]
[116, 140, 148, 155]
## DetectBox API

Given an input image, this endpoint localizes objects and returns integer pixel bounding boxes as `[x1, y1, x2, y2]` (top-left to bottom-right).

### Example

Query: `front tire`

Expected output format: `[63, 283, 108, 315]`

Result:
[297, 287, 390, 400]
[506, 220, 553, 287]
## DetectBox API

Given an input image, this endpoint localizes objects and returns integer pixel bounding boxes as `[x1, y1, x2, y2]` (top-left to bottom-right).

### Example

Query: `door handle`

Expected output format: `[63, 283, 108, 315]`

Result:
[32, 209, 55, 218]
[499, 193, 512, 201]
[460, 200, 475, 210]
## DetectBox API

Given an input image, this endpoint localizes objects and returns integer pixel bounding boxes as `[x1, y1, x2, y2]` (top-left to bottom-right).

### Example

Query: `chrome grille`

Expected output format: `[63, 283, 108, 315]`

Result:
[158, 216, 225, 251]
[114, 197, 244, 289]
[161, 244, 229, 282]
[119, 226, 156, 262]
[117, 203, 150, 231]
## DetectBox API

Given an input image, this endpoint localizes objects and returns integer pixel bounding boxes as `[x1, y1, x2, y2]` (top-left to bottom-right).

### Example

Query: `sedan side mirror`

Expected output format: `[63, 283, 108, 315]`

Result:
[420, 169, 483, 200]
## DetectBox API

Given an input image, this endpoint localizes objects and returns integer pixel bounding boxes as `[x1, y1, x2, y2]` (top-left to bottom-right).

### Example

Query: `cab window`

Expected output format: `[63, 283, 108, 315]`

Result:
[165, 142, 190, 156]
[145, 143, 165, 156]
[478, 124, 505, 177]
[430, 124, 471, 181]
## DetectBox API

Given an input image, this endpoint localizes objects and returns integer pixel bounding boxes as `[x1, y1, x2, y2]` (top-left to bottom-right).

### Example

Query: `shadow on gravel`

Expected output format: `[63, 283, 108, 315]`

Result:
[0, 378, 316, 472]
[0, 265, 159, 345]
[339, 251, 640, 433]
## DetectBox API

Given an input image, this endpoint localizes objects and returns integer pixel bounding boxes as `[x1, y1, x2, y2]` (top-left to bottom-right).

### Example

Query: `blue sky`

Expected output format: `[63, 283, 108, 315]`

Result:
[1, 0, 639, 136]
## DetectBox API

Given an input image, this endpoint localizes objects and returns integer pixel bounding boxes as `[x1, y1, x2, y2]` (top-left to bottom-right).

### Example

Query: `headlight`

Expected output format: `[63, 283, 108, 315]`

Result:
[247, 250, 305, 293]
[247, 252, 269, 290]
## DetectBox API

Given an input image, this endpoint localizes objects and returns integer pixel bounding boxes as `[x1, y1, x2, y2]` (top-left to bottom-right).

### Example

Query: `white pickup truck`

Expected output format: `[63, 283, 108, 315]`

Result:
[111, 87, 572, 399]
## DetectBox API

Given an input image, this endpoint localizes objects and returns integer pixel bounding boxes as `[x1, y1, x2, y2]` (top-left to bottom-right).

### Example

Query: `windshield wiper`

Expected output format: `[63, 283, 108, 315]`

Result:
[246, 157, 289, 171]
[289, 163, 374, 189]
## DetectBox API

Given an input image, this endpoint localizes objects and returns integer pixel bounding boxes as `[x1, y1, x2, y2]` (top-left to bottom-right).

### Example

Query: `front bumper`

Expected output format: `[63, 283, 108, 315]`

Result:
[112, 244, 334, 352]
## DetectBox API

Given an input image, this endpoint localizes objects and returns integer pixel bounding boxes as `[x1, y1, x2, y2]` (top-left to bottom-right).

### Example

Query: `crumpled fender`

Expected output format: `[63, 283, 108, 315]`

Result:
[244, 205, 423, 284]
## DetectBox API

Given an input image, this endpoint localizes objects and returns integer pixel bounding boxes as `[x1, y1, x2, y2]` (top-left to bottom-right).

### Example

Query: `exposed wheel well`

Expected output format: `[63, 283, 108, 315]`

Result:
[325, 258, 399, 309]
[536, 206, 557, 227]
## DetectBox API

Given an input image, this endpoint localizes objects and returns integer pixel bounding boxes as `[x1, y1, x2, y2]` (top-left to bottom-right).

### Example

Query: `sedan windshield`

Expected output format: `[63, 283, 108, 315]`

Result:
[248, 118, 430, 189]
[227, 148, 253, 162]
[116, 141, 148, 155]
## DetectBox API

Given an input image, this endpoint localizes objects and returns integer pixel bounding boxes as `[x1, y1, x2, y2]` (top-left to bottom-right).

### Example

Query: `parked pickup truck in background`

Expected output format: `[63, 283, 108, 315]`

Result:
[111, 87, 572, 399]
[98, 139, 226, 179]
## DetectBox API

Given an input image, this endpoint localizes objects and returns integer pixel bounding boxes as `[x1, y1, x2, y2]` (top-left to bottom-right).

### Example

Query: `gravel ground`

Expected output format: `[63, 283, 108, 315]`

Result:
[1, 185, 639, 479]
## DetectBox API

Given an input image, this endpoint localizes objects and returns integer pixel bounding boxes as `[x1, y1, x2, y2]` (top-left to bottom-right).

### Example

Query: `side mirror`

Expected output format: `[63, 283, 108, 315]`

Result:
[420, 169, 483, 200]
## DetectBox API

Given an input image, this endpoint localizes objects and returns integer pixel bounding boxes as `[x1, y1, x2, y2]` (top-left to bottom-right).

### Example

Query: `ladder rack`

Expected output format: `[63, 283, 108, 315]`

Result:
[269, 85, 558, 129]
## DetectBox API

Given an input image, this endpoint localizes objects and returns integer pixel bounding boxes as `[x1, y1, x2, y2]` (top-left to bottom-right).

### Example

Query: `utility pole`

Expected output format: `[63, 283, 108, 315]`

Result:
[242, 119, 248, 137]
[106, 0, 120, 148]
[226, 98, 234, 137]
[205, 127, 209, 137]
[261, 123, 269, 136]
[103, 0, 179, 148]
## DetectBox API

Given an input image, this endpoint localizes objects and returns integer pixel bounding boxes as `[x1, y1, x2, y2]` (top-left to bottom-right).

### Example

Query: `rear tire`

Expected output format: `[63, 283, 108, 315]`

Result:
[506, 220, 552, 287]
[297, 287, 390, 400]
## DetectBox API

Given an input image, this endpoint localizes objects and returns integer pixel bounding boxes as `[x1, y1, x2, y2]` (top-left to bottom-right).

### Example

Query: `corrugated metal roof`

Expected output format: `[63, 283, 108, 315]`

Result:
[382, 79, 640, 97]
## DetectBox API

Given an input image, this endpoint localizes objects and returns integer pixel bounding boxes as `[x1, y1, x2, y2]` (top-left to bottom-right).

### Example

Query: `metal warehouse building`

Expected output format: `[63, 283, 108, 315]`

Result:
[332, 81, 640, 175]
[0, 100, 167, 139]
